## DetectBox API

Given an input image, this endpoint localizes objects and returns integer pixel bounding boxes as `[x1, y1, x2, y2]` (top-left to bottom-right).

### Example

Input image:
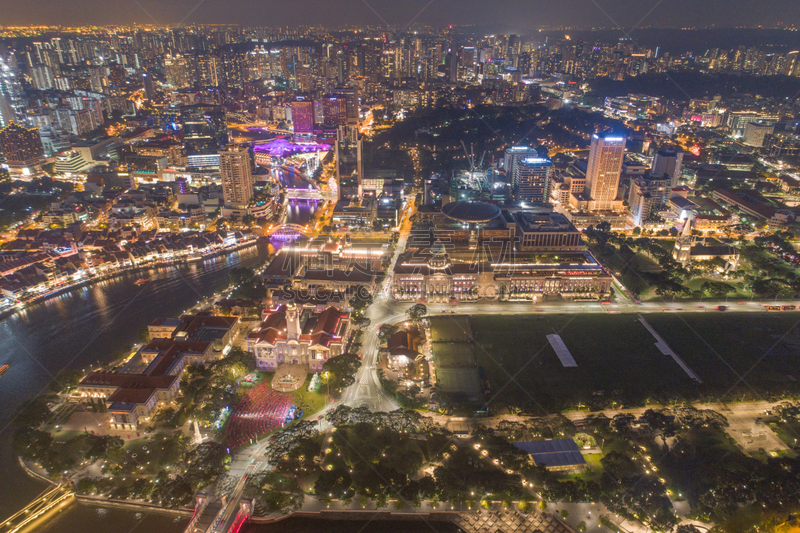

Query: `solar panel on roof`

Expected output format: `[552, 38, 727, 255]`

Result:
[513, 439, 586, 468]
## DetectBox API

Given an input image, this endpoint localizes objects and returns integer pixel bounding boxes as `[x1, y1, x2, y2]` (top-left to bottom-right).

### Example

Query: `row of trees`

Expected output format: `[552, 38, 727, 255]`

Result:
[12, 392, 229, 507]
[228, 267, 268, 301]
[585, 225, 744, 299]
[492, 404, 800, 532]
[314, 411, 527, 509]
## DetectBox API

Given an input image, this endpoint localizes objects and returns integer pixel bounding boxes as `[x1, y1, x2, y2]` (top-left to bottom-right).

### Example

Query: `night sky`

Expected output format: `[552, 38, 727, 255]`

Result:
[2, 0, 799, 31]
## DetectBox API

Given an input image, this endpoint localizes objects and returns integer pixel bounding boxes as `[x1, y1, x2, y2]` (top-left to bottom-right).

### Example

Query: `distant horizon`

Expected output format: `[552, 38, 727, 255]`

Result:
[1, 0, 798, 33]
[0, 24, 799, 30]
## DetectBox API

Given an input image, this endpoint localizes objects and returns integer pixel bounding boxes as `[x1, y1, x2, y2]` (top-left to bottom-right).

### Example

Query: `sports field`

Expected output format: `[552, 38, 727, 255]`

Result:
[456, 313, 800, 412]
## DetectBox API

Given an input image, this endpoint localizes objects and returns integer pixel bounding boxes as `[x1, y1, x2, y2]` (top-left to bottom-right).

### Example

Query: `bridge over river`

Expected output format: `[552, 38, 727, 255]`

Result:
[0, 483, 74, 533]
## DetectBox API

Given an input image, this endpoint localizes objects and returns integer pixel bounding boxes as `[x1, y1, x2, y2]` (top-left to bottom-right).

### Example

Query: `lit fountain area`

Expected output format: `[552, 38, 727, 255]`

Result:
[271, 364, 307, 392]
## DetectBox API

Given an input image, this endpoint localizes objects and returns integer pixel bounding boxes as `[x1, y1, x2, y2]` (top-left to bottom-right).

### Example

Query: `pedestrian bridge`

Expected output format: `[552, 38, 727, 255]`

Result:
[0, 483, 74, 533]
[268, 223, 308, 240]
[285, 188, 325, 199]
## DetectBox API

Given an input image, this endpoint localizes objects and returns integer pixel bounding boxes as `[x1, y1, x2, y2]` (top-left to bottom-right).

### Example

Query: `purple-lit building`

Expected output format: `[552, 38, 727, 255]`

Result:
[253, 138, 331, 159]
[322, 95, 347, 128]
[292, 98, 315, 134]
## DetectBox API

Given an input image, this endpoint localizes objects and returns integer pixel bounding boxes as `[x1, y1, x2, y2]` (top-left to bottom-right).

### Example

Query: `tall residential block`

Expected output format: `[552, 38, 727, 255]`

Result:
[585, 134, 625, 211]
[220, 145, 254, 206]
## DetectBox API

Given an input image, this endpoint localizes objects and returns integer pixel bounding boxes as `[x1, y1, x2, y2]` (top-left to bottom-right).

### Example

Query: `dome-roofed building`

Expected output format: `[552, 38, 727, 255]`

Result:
[428, 240, 451, 270]
[441, 200, 501, 224]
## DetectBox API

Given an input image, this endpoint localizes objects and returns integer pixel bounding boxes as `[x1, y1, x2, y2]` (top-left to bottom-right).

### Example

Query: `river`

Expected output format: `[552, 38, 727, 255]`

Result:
[0, 243, 271, 532]
[284, 199, 320, 227]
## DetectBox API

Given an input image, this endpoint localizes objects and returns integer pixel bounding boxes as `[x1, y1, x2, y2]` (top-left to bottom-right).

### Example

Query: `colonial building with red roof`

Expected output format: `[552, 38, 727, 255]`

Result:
[246, 303, 350, 371]
[77, 338, 214, 430]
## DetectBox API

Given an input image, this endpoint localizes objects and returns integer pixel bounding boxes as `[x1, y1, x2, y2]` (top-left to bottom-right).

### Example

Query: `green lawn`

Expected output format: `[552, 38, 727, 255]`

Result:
[566, 452, 604, 483]
[471, 314, 697, 412]
[469, 312, 800, 412]
[290, 375, 327, 419]
[120, 437, 165, 474]
[683, 277, 751, 298]
[767, 419, 800, 449]
[645, 313, 800, 397]
[429, 316, 472, 342]
[240, 371, 274, 389]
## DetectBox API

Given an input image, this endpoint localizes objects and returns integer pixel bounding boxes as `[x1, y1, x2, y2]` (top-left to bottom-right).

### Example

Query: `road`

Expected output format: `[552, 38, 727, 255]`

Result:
[205, 193, 800, 531]
[376, 296, 800, 316]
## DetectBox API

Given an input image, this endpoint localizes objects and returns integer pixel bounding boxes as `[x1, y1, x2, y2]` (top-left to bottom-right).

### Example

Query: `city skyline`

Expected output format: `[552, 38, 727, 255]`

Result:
[2, 0, 800, 32]
[2, 1, 800, 530]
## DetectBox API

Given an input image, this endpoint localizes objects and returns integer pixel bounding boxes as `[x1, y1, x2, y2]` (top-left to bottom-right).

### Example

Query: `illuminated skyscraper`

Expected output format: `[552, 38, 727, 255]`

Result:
[651, 149, 684, 187]
[0, 53, 26, 127]
[140, 70, 155, 100]
[220, 145, 254, 206]
[165, 54, 191, 88]
[321, 95, 347, 128]
[0, 123, 45, 174]
[0, 94, 13, 129]
[504, 146, 539, 187]
[291, 98, 315, 134]
[335, 126, 363, 200]
[334, 87, 360, 127]
[179, 104, 227, 168]
[585, 134, 625, 211]
[515, 157, 552, 203]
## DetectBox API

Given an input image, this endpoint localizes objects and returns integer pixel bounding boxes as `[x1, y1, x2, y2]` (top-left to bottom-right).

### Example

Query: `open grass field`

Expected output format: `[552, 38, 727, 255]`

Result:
[467, 312, 800, 412]
[429, 315, 472, 343]
[291, 374, 327, 419]
[645, 313, 800, 397]
[683, 277, 751, 298]
[470, 314, 690, 411]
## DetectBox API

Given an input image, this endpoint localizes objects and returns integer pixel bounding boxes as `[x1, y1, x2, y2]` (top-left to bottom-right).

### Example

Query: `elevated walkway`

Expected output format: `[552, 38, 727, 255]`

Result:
[0, 484, 74, 533]
[268, 223, 308, 240]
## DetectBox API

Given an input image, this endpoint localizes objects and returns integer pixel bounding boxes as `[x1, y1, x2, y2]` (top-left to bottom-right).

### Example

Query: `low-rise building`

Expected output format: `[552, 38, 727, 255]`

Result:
[392, 241, 612, 303]
[246, 303, 350, 372]
[77, 338, 215, 430]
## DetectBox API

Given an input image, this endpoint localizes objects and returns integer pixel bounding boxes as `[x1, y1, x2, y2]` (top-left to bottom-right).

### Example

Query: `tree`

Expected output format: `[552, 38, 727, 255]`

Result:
[228, 267, 266, 300]
[48, 369, 83, 394]
[322, 353, 362, 390]
[314, 468, 352, 498]
[352, 316, 371, 328]
[80, 434, 124, 462]
[349, 288, 373, 314]
[700, 281, 734, 298]
[406, 303, 427, 321]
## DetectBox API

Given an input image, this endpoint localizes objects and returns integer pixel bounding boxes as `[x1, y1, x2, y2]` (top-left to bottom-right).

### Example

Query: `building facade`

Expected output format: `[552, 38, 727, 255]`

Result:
[652, 149, 683, 187]
[0, 123, 45, 174]
[220, 145, 254, 206]
[585, 134, 625, 211]
[179, 103, 227, 168]
[392, 242, 611, 303]
[514, 157, 552, 203]
[246, 304, 351, 371]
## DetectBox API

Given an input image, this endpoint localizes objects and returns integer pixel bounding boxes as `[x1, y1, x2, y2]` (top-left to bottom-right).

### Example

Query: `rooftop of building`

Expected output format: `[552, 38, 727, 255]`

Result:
[441, 200, 501, 223]
[247, 304, 349, 347]
[513, 439, 587, 469]
[512, 211, 579, 234]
